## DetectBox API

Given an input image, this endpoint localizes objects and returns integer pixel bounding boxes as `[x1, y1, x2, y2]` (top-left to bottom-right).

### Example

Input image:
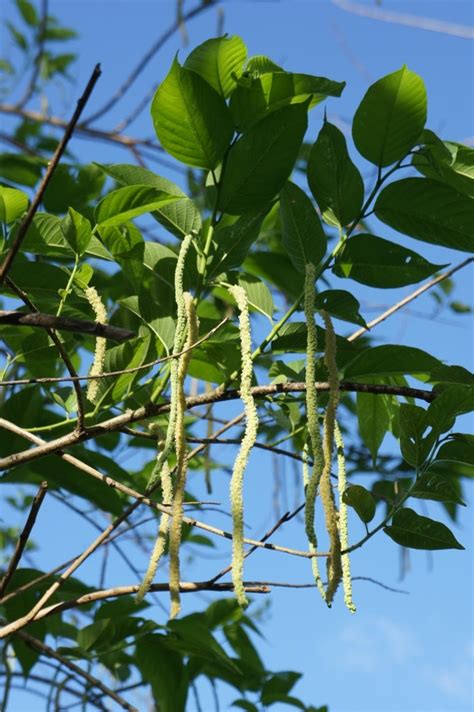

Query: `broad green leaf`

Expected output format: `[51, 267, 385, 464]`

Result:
[232, 701, 259, 712]
[343, 484, 376, 523]
[413, 138, 474, 197]
[384, 508, 464, 550]
[77, 619, 111, 651]
[238, 273, 274, 322]
[230, 72, 345, 132]
[374, 178, 474, 253]
[430, 365, 474, 387]
[352, 66, 427, 166]
[184, 35, 247, 98]
[344, 345, 441, 380]
[0, 185, 28, 223]
[315, 289, 366, 326]
[21, 213, 111, 260]
[307, 121, 364, 227]
[426, 385, 474, 435]
[261, 671, 302, 700]
[16, 0, 38, 26]
[333, 233, 445, 288]
[244, 251, 304, 301]
[95, 185, 179, 227]
[271, 322, 358, 364]
[357, 391, 391, 464]
[0, 153, 43, 187]
[399, 403, 436, 467]
[245, 55, 283, 75]
[136, 634, 188, 712]
[96, 163, 202, 239]
[218, 102, 309, 215]
[60, 207, 92, 256]
[411, 473, 466, 506]
[151, 57, 234, 169]
[279, 181, 327, 272]
[436, 437, 474, 469]
[210, 208, 269, 277]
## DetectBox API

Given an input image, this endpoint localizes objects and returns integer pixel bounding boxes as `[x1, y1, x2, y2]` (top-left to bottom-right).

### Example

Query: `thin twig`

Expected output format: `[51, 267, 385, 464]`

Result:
[0, 482, 48, 597]
[16, 0, 49, 108]
[331, 0, 474, 40]
[12, 630, 137, 712]
[0, 64, 102, 284]
[0, 310, 135, 342]
[348, 257, 474, 342]
[5, 278, 88, 432]
[0, 380, 435, 471]
[0, 316, 228, 388]
[83, 0, 217, 127]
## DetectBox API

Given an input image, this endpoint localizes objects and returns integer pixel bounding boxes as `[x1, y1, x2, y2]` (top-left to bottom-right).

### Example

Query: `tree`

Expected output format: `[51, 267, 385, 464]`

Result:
[0, 2, 473, 710]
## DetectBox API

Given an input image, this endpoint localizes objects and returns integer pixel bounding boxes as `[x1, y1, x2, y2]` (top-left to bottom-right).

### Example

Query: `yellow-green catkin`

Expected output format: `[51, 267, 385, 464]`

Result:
[228, 285, 258, 608]
[335, 420, 356, 613]
[169, 293, 199, 619]
[135, 233, 193, 604]
[84, 287, 107, 404]
[303, 264, 326, 600]
[302, 443, 326, 600]
[320, 309, 342, 605]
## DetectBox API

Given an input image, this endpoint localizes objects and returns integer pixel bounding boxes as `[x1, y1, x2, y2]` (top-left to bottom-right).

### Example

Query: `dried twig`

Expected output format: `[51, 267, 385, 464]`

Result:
[0, 310, 135, 342]
[0, 64, 102, 284]
[0, 482, 48, 597]
[348, 257, 474, 342]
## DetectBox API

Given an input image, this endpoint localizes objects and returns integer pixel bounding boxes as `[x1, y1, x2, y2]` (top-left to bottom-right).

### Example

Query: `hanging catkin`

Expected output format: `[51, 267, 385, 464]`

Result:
[320, 309, 342, 605]
[169, 292, 199, 619]
[84, 286, 107, 404]
[302, 443, 326, 600]
[228, 284, 258, 608]
[135, 233, 193, 604]
[303, 263, 326, 600]
[334, 420, 356, 613]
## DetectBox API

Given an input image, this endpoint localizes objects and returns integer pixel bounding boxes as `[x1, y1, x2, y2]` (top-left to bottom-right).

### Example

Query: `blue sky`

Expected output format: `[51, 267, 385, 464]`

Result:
[1, 1, 473, 711]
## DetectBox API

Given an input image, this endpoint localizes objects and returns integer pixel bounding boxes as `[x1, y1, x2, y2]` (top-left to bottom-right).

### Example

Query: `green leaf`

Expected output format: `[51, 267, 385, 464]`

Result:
[411, 473, 466, 506]
[307, 120, 364, 227]
[333, 233, 445, 288]
[356, 391, 391, 464]
[218, 102, 309, 215]
[95, 185, 179, 227]
[413, 138, 474, 198]
[344, 345, 441, 380]
[230, 71, 345, 132]
[245, 55, 283, 75]
[352, 66, 427, 167]
[343, 484, 376, 524]
[96, 163, 202, 239]
[399, 403, 436, 467]
[384, 508, 464, 550]
[0, 185, 28, 223]
[77, 619, 111, 652]
[436, 437, 474, 469]
[0, 153, 43, 187]
[16, 0, 38, 26]
[238, 273, 274, 322]
[426, 385, 474, 436]
[22, 213, 112, 260]
[210, 208, 269, 277]
[315, 289, 366, 326]
[232, 701, 259, 712]
[60, 207, 92, 256]
[136, 634, 188, 712]
[374, 178, 474, 253]
[279, 181, 327, 272]
[151, 57, 234, 169]
[184, 35, 247, 98]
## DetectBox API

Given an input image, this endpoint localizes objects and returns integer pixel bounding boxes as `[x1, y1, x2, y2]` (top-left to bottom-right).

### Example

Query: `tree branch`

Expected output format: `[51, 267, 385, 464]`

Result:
[0, 482, 48, 597]
[0, 309, 135, 342]
[348, 257, 474, 342]
[16, 0, 49, 109]
[0, 64, 102, 284]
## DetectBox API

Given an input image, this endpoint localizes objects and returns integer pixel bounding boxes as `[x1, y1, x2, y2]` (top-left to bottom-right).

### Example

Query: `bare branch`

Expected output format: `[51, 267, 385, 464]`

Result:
[12, 630, 138, 712]
[0, 309, 135, 342]
[0, 64, 102, 284]
[0, 482, 48, 597]
[331, 0, 474, 40]
[348, 257, 474, 342]
[0, 316, 228, 387]
[83, 0, 217, 128]
[0, 380, 435, 471]
[16, 0, 49, 109]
